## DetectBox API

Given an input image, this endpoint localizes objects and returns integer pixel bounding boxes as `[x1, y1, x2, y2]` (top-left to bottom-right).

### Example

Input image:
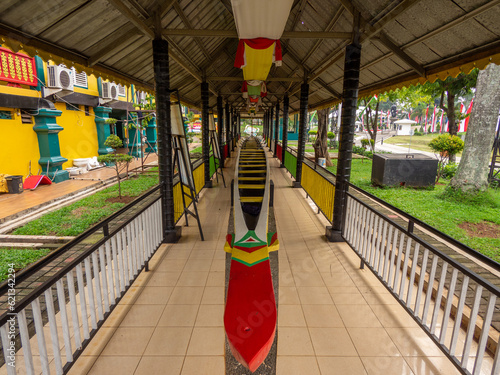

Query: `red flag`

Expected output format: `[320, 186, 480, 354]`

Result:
[464, 99, 474, 132]
[431, 106, 437, 133]
[424, 105, 429, 132]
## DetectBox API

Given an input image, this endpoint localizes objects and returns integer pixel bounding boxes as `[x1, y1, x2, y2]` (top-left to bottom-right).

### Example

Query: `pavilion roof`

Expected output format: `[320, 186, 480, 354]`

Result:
[1, 0, 499, 113]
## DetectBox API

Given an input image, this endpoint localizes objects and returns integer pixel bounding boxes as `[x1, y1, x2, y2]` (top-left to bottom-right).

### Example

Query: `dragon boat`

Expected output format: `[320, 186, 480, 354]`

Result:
[224, 136, 279, 372]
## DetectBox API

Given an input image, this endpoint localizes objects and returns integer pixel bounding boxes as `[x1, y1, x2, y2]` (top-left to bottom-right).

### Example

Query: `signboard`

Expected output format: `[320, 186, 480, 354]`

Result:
[0, 47, 37, 86]
[171, 103, 195, 188]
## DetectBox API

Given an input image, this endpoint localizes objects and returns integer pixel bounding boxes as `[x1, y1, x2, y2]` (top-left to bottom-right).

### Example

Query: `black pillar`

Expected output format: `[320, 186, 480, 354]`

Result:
[274, 101, 280, 158]
[328, 43, 361, 242]
[201, 81, 211, 188]
[269, 106, 274, 150]
[231, 108, 236, 151]
[294, 83, 309, 188]
[225, 102, 230, 151]
[281, 95, 289, 167]
[263, 112, 267, 140]
[152, 38, 181, 242]
[217, 95, 224, 168]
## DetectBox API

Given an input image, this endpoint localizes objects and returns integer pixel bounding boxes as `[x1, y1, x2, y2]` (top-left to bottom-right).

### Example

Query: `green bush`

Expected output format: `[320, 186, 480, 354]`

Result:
[429, 134, 464, 183]
[327, 131, 335, 139]
[442, 162, 459, 179]
[428, 134, 464, 156]
[308, 130, 317, 135]
[413, 130, 423, 136]
[361, 138, 374, 149]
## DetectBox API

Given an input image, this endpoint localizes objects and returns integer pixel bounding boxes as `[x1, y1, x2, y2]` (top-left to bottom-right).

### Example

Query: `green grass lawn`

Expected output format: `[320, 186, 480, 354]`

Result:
[13, 174, 159, 236]
[328, 159, 500, 262]
[384, 134, 438, 153]
[0, 248, 51, 282]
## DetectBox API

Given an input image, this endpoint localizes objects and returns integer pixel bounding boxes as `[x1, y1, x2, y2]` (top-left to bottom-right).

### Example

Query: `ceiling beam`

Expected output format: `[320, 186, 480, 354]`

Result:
[208, 76, 303, 82]
[88, 28, 140, 66]
[107, 0, 154, 38]
[289, 0, 308, 31]
[161, 29, 352, 39]
[36, 0, 97, 37]
[376, 32, 425, 77]
[106, 0, 219, 96]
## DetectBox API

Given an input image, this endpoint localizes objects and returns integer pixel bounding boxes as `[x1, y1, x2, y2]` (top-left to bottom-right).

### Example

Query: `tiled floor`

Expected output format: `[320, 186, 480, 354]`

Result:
[67, 151, 464, 375]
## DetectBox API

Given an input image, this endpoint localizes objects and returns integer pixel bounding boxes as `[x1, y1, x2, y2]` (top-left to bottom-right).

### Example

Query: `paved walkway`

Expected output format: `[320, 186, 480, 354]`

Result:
[64, 151, 463, 375]
[0, 154, 158, 223]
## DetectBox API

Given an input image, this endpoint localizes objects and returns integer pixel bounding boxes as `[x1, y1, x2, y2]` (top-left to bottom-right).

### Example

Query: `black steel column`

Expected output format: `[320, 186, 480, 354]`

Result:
[269, 106, 274, 149]
[217, 95, 224, 168]
[152, 38, 181, 242]
[201, 81, 211, 188]
[263, 112, 267, 140]
[225, 102, 230, 157]
[274, 101, 280, 158]
[281, 94, 289, 167]
[328, 43, 362, 241]
[231, 108, 236, 151]
[293, 83, 309, 188]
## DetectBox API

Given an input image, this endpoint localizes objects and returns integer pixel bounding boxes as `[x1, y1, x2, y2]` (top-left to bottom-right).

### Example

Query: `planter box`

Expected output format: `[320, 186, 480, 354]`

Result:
[371, 153, 438, 187]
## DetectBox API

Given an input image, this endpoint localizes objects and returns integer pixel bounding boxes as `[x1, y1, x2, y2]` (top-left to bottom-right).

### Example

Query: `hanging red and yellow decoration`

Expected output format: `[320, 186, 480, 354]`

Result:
[234, 38, 282, 81]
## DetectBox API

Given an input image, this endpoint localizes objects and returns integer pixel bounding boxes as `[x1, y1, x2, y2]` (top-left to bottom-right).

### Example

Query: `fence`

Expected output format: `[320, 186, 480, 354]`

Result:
[283, 149, 297, 179]
[343, 191, 500, 375]
[275, 143, 500, 374]
[301, 161, 335, 222]
[0, 158, 211, 374]
[0, 189, 162, 374]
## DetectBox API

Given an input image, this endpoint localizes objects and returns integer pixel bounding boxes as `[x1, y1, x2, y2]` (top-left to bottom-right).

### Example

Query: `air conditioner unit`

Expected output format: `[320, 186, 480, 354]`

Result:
[99, 82, 119, 104]
[43, 65, 74, 97]
[138, 91, 147, 105]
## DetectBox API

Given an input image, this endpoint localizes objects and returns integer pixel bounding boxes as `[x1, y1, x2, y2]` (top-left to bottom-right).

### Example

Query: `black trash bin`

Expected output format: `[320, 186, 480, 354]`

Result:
[6, 175, 23, 194]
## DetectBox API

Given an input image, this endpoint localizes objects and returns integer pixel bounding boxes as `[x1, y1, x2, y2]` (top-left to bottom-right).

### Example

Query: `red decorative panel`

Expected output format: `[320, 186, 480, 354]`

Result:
[224, 144, 229, 158]
[0, 47, 37, 86]
[276, 143, 282, 161]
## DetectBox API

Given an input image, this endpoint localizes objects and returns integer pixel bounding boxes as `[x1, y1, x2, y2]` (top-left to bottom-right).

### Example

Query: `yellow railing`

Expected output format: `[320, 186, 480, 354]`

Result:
[174, 162, 205, 223]
[301, 162, 335, 222]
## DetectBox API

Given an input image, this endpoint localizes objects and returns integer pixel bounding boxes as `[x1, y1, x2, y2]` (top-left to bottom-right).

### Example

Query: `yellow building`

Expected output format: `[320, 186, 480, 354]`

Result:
[0, 46, 155, 183]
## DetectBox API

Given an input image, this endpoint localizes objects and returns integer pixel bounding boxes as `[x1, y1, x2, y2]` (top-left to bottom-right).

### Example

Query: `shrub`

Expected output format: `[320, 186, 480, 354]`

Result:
[428, 134, 464, 183]
[97, 135, 134, 198]
[413, 130, 423, 136]
[429, 134, 464, 156]
[361, 138, 374, 149]
[442, 162, 458, 179]
[327, 131, 335, 139]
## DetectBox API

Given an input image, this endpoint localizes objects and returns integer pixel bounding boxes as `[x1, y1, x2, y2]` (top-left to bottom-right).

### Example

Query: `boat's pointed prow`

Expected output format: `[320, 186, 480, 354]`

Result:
[224, 259, 277, 372]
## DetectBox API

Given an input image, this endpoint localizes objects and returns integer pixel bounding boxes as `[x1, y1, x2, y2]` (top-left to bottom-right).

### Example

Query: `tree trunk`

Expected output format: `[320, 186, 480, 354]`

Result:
[313, 108, 333, 166]
[449, 63, 500, 193]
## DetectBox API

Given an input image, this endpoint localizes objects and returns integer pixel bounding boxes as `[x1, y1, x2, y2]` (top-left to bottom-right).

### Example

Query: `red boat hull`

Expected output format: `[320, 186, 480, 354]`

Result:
[224, 259, 277, 372]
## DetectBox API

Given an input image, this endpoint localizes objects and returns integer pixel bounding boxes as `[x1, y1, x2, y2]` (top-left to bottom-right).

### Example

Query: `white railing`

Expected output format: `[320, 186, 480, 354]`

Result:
[343, 192, 500, 375]
[0, 197, 162, 375]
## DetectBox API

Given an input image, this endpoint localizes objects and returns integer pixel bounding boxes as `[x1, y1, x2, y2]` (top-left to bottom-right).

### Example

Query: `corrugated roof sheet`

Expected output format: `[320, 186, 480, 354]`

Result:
[0, 0, 499, 112]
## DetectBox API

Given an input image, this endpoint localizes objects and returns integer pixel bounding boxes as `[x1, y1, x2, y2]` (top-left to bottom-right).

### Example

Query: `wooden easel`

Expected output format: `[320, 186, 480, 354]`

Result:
[209, 114, 226, 188]
[172, 95, 204, 240]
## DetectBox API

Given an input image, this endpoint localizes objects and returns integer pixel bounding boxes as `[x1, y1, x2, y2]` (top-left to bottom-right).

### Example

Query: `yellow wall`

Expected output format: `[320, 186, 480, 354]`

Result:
[55, 103, 99, 169]
[0, 47, 147, 176]
[0, 107, 40, 177]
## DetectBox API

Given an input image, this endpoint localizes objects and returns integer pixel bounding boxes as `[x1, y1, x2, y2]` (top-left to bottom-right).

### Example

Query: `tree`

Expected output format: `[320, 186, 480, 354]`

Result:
[423, 70, 478, 139]
[362, 95, 381, 150]
[429, 134, 464, 183]
[449, 63, 500, 193]
[97, 134, 133, 199]
[313, 108, 333, 166]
